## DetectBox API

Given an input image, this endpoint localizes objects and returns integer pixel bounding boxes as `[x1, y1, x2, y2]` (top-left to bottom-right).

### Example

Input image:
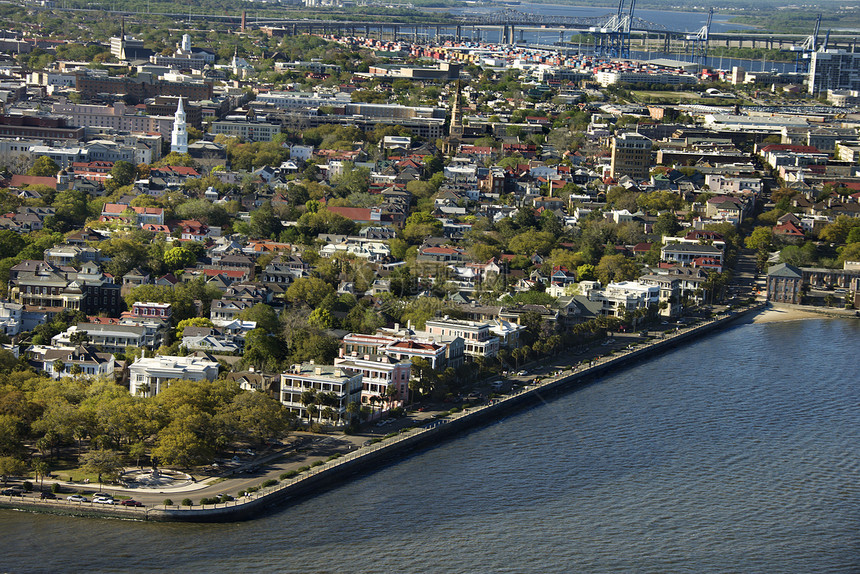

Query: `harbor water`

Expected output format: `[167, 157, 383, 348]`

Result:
[1, 318, 858, 572]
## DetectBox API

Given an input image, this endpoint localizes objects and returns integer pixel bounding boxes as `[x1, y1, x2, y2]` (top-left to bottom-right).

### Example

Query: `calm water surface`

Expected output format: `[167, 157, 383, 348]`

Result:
[2, 318, 858, 573]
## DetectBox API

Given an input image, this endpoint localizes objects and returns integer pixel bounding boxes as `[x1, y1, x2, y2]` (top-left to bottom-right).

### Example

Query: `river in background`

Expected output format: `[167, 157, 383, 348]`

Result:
[451, 2, 755, 34]
[1, 318, 858, 573]
[443, 2, 791, 71]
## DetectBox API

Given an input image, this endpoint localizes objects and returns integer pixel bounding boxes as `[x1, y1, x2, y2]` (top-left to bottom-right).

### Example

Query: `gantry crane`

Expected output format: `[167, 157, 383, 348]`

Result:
[685, 8, 713, 66]
[589, 0, 636, 59]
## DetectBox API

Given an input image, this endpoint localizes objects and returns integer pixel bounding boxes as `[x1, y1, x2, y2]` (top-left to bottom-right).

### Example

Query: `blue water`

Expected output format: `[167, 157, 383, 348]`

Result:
[1, 318, 858, 572]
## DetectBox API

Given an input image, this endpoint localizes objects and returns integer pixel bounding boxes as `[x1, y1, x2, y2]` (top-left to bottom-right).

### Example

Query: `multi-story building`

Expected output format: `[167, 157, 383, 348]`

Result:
[0, 114, 84, 140]
[808, 49, 860, 95]
[52, 323, 149, 353]
[145, 96, 203, 129]
[766, 263, 803, 304]
[610, 132, 651, 181]
[423, 317, 500, 360]
[0, 301, 23, 337]
[661, 243, 724, 266]
[131, 301, 172, 320]
[210, 299, 253, 323]
[580, 281, 660, 317]
[342, 330, 464, 370]
[30, 345, 115, 379]
[52, 102, 174, 139]
[334, 352, 411, 409]
[128, 355, 220, 396]
[255, 91, 351, 110]
[278, 362, 362, 424]
[9, 260, 121, 317]
[210, 119, 282, 142]
[74, 71, 213, 102]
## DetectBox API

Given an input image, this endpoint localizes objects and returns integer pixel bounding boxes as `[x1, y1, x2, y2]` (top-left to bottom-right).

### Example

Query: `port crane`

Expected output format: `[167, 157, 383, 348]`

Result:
[589, 0, 636, 59]
[789, 13, 821, 73]
[685, 8, 713, 66]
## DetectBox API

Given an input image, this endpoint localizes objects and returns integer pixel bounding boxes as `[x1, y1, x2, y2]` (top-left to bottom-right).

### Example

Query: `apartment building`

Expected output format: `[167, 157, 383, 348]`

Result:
[610, 132, 652, 181]
[278, 362, 362, 425]
[334, 352, 411, 408]
[424, 317, 500, 360]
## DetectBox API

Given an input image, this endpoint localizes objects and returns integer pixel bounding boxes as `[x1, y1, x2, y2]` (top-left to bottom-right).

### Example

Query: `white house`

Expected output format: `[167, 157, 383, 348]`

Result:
[128, 355, 219, 397]
[278, 362, 362, 425]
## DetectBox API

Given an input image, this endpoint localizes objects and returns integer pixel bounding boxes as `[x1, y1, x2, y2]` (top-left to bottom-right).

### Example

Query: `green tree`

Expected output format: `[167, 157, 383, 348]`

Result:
[249, 201, 282, 239]
[595, 254, 640, 285]
[28, 156, 60, 177]
[216, 391, 288, 445]
[242, 328, 285, 369]
[0, 456, 26, 485]
[576, 264, 596, 281]
[163, 246, 196, 272]
[508, 231, 556, 256]
[175, 317, 215, 339]
[239, 303, 279, 334]
[745, 226, 774, 252]
[286, 277, 334, 308]
[79, 449, 123, 486]
[152, 428, 209, 468]
[819, 215, 860, 244]
[107, 160, 137, 190]
[654, 212, 681, 237]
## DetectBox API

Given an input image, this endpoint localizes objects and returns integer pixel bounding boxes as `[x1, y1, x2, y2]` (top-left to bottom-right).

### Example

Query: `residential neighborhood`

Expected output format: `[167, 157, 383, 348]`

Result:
[0, 1, 858, 501]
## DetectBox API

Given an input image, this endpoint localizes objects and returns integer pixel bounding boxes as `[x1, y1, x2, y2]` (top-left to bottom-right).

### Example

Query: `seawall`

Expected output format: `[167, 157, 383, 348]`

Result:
[0, 304, 766, 522]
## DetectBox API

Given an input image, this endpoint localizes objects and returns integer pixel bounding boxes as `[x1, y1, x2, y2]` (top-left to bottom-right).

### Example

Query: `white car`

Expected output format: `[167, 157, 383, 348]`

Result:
[67, 495, 89, 503]
[93, 496, 115, 505]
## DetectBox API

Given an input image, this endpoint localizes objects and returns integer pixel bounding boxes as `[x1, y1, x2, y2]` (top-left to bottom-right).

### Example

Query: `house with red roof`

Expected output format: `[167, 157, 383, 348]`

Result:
[177, 219, 209, 241]
[773, 220, 805, 242]
[102, 203, 164, 225]
[9, 175, 60, 190]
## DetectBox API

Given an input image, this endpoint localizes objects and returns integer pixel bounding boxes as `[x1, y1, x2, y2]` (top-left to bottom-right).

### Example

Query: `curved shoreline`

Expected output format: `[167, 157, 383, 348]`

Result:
[0, 302, 790, 522]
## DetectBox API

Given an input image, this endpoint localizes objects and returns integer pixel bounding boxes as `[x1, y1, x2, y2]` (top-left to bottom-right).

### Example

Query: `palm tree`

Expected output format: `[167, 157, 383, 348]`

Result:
[346, 401, 360, 425]
[384, 384, 399, 410]
[300, 390, 317, 426]
[33, 461, 49, 491]
[306, 404, 319, 425]
[321, 407, 336, 425]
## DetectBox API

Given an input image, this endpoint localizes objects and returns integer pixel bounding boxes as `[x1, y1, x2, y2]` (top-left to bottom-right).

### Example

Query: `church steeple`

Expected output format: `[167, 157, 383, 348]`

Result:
[449, 80, 464, 138]
[171, 97, 188, 154]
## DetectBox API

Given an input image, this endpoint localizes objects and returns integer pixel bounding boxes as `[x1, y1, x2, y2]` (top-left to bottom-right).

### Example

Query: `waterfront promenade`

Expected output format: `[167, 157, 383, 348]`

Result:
[0, 302, 770, 522]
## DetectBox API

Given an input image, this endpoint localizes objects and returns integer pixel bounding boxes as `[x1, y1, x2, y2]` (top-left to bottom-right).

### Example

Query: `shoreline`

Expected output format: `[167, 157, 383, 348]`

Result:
[751, 303, 859, 324]
[0, 303, 770, 523]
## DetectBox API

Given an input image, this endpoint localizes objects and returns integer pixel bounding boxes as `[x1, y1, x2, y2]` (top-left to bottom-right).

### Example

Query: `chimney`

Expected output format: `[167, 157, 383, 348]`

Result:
[314, 367, 322, 376]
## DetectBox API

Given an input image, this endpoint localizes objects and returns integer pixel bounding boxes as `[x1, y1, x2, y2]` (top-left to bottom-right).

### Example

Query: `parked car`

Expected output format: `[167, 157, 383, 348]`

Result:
[67, 495, 89, 502]
[40, 491, 57, 500]
[121, 499, 144, 507]
[2, 488, 23, 496]
[93, 497, 115, 505]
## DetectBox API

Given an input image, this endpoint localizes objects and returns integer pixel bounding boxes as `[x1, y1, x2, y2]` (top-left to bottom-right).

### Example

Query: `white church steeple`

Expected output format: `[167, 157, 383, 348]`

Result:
[171, 96, 188, 154]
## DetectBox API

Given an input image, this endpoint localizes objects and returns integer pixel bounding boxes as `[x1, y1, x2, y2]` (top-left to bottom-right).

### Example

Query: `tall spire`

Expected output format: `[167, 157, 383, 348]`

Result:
[171, 97, 188, 154]
[449, 80, 464, 138]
